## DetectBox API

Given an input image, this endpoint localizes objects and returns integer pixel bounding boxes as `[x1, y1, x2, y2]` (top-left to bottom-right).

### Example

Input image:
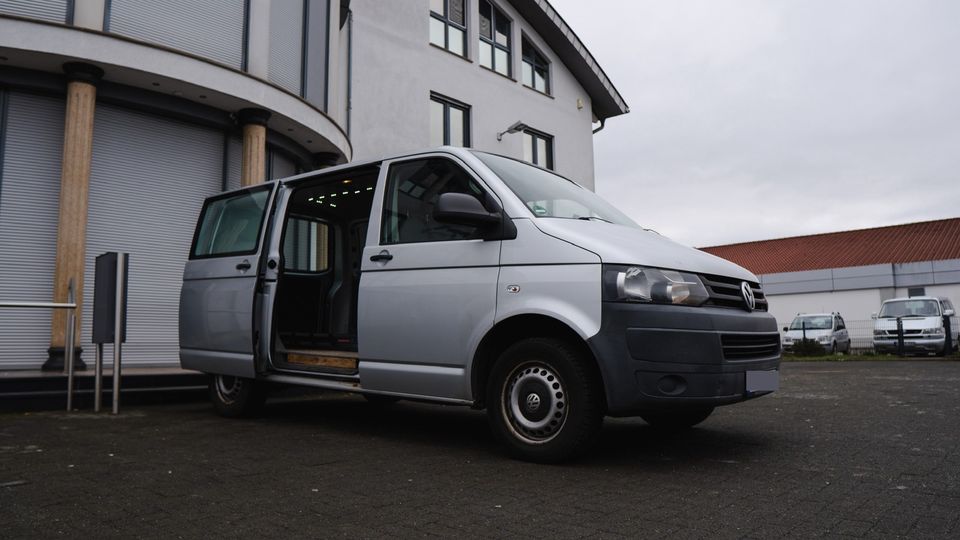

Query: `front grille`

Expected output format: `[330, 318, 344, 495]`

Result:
[721, 333, 781, 360]
[701, 273, 768, 312]
[884, 329, 921, 336]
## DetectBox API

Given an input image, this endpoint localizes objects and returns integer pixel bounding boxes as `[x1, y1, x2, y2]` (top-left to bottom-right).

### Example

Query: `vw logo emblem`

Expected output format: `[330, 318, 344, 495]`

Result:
[741, 282, 756, 312]
[525, 393, 541, 412]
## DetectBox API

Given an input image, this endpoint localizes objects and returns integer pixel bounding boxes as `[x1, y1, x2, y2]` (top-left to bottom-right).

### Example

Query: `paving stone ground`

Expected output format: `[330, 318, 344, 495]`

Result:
[2, 361, 960, 538]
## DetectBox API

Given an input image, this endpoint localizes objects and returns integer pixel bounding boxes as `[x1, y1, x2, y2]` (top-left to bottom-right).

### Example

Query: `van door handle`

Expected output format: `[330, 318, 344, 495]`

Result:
[369, 250, 393, 262]
[236, 260, 251, 271]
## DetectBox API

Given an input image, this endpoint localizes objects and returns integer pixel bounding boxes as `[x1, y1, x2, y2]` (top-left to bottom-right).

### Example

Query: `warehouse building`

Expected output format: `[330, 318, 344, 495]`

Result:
[702, 218, 960, 345]
[0, 0, 628, 371]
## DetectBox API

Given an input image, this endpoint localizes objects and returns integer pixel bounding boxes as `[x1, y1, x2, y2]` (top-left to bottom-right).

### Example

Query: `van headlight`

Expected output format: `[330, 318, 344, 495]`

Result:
[922, 328, 944, 337]
[602, 265, 709, 306]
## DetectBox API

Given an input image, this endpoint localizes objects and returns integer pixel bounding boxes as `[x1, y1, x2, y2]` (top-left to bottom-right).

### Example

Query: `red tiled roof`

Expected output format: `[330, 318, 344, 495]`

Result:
[700, 218, 960, 275]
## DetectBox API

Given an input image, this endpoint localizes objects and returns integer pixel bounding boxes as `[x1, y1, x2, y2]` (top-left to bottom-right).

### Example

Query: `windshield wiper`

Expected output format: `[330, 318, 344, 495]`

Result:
[577, 216, 612, 223]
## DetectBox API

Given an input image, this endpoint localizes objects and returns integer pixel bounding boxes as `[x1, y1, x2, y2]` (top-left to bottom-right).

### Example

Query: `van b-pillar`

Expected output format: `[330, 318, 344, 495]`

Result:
[44, 62, 104, 371]
[238, 108, 271, 186]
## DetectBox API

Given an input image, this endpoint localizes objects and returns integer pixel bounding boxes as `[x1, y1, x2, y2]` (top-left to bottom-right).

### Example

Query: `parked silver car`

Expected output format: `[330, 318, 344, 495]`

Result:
[179, 147, 780, 462]
[781, 313, 851, 354]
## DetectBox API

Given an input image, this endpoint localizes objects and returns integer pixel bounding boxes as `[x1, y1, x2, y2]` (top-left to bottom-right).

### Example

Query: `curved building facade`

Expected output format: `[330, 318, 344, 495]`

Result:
[0, 0, 352, 369]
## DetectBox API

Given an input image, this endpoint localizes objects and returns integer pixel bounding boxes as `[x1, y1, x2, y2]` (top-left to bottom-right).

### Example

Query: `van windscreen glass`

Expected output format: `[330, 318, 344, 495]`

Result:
[878, 299, 940, 318]
[472, 151, 638, 227]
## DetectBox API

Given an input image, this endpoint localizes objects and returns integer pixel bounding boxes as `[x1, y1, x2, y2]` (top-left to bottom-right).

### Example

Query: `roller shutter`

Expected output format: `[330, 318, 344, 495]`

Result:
[225, 136, 243, 192]
[270, 150, 299, 180]
[268, 0, 305, 94]
[0, 92, 64, 369]
[0, 0, 69, 23]
[82, 105, 223, 366]
[106, 0, 246, 69]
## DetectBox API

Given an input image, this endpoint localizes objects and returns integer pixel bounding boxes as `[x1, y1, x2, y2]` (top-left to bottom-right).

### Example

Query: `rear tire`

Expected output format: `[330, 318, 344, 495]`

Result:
[486, 338, 604, 463]
[209, 374, 266, 418]
[640, 406, 714, 430]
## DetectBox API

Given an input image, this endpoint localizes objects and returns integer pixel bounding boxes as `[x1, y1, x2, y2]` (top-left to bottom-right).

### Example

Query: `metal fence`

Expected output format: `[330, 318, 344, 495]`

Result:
[778, 318, 960, 354]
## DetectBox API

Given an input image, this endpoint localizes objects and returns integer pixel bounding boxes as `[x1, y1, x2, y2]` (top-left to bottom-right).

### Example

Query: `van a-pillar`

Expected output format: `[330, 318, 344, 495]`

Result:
[238, 108, 271, 186]
[44, 62, 103, 370]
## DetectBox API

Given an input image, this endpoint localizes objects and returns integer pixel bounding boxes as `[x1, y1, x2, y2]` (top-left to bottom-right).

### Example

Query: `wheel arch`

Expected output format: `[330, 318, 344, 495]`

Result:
[470, 314, 606, 410]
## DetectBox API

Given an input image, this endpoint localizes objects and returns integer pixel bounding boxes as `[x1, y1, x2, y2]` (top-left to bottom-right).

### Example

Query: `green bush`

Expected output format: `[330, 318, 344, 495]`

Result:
[790, 339, 826, 356]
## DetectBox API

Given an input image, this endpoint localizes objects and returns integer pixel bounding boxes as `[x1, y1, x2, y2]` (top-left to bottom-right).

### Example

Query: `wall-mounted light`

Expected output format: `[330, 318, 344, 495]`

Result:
[497, 121, 528, 141]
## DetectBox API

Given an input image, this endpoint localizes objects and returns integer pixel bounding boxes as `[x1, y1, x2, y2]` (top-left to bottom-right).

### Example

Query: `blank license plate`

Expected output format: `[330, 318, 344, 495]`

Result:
[746, 370, 779, 393]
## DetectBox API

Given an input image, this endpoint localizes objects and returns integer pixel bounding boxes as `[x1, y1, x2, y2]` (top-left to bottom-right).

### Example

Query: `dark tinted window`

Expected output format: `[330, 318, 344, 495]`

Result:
[192, 186, 271, 258]
[381, 158, 487, 244]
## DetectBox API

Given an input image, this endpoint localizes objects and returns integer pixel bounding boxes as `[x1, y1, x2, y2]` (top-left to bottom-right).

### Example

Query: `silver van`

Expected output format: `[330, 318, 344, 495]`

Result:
[179, 148, 780, 462]
[873, 296, 957, 354]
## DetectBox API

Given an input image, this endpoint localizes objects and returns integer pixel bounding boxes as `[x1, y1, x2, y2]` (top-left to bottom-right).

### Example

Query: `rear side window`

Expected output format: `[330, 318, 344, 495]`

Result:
[192, 187, 271, 258]
[282, 216, 330, 272]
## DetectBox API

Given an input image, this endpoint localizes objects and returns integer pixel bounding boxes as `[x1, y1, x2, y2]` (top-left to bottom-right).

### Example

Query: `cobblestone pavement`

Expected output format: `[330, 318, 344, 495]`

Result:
[2, 361, 960, 538]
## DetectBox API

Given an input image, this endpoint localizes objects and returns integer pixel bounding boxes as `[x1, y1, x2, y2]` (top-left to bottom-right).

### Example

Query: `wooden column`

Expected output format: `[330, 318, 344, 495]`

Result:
[45, 63, 104, 371]
[238, 108, 271, 186]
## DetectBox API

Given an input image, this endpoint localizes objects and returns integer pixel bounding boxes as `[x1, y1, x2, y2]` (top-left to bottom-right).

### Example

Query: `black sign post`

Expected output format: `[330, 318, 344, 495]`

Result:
[92, 252, 128, 414]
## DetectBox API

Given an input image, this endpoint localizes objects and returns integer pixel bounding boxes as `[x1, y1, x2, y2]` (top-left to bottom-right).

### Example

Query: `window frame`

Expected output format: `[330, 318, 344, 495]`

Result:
[430, 92, 472, 147]
[478, 0, 512, 77]
[522, 128, 554, 170]
[430, 0, 468, 57]
[379, 155, 497, 246]
[189, 184, 274, 260]
[521, 35, 551, 94]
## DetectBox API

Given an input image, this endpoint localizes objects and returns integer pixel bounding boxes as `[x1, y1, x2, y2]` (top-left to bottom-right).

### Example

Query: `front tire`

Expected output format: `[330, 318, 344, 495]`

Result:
[486, 338, 604, 463]
[640, 407, 714, 430]
[209, 374, 266, 418]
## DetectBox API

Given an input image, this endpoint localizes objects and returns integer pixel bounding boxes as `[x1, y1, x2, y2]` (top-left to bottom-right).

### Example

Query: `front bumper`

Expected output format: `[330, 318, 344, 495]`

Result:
[873, 337, 944, 353]
[588, 303, 780, 416]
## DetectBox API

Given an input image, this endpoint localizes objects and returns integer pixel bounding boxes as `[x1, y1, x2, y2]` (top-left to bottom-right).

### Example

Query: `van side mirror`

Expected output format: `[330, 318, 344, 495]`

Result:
[782, 327, 788, 332]
[871, 313, 878, 319]
[945, 309, 955, 317]
[434, 192, 502, 227]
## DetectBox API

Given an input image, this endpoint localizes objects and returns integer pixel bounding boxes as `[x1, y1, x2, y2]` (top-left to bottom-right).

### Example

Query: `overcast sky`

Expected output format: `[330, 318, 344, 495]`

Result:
[549, 0, 960, 247]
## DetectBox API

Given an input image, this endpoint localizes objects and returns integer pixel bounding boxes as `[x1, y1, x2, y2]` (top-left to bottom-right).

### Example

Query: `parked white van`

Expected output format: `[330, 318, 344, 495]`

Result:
[179, 148, 780, 462]
[873, 296, 956, 355]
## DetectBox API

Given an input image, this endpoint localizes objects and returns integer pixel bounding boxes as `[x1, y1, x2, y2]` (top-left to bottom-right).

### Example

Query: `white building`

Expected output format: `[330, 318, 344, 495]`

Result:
[0, 0, 627, 371]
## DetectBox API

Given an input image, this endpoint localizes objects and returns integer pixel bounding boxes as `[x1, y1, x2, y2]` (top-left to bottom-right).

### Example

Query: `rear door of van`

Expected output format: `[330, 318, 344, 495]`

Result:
[180, 184, 277, 378]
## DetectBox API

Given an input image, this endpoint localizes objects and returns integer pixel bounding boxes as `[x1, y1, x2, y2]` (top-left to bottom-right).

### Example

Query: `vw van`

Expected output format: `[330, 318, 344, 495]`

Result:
[873, 296, 956, 354]
[179, 147, 780, 462]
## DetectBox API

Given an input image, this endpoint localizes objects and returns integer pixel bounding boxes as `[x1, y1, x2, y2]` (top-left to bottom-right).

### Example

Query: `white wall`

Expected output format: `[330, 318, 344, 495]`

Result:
[767, 289, 884, 327]
[895, 284, 960, 306]
[348, 0, 597, 187]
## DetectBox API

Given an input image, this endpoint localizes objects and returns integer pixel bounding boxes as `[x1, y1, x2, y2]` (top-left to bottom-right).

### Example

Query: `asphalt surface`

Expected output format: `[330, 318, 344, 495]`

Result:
[2, 361, 960, 538]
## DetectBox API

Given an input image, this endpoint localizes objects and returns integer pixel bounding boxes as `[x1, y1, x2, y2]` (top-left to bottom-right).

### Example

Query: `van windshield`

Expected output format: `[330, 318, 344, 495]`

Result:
[472, 151, 639, 227]
[879, 299, 940, 318]
[789, 316, 832, 330]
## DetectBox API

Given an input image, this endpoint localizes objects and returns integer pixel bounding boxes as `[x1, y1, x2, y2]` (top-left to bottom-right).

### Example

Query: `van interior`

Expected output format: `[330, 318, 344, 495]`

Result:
[271, 165, 381, 374]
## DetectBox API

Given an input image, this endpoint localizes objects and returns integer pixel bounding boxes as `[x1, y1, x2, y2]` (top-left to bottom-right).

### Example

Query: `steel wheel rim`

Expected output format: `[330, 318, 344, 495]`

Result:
[501, 362, 568, 444]
[215, 375, 242, 404]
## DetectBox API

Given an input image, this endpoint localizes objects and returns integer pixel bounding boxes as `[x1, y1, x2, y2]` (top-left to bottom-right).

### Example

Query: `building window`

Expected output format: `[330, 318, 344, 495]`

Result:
[479, 0, 511, 76]
[429, 0, 467, 57]
[521, 37, 550, 93]
[908, 287, 926, 297]
[430, 93, 471, 147]
[522, 129, 553, 169]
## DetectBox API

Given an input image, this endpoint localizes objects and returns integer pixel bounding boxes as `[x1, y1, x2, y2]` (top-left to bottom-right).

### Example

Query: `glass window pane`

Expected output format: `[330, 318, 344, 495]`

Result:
[382, 159, 486, 244]
[449, 0, 464, 25]
[479, 41, 492, 69]
[521, 62, 533, 86]
[534, 70, 546, 92]
[448, 26, 464, 55]
[495, 15, 510, 46]
[536, 137, 548, 167]
[495, 48, 509, 75]
[193, 187, 271, 257]
[430, 100, 444, 147]
[449, 107, 465, 147]
[523, 133, 533, 163]
[479, 0, 492, 39]
[430, 0, 444, 15]
[429, 17, 445, 47]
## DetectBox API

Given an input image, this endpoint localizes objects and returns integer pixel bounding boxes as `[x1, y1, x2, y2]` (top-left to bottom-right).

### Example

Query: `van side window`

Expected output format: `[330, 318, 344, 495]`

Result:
[282, 216, 330, 272]
[836, 317, 845, 330]
[192, 187, 271, 258]
[381, 158, 487, 244]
